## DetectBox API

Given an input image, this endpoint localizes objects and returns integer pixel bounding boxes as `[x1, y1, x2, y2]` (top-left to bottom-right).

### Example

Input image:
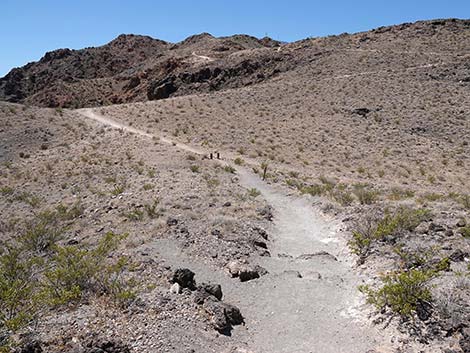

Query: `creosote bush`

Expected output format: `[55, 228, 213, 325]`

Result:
[349, 206, 431, 262]
[0, 224, 135, 341]
[359, 269, 434, 318]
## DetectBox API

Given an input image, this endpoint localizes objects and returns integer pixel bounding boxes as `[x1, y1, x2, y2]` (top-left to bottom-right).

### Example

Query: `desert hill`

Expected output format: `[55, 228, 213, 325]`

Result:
[1, 18, 469, 108]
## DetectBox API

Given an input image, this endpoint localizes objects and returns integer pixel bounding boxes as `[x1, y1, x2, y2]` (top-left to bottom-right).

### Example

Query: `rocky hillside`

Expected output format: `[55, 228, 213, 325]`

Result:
[1, 18, 469, 108]
[0, 33, 280, 108]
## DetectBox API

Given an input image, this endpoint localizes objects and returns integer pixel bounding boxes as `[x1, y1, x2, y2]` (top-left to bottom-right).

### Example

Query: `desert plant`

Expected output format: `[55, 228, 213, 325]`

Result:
[353, 184, 379, 205]
[359, 269, 434, 318]
[248, 188, 261, 198]
[234, 157, 244, 166]
[0, 247, 37, 331]
[224, 165, 236, 174]
[144, 199, 160, 219]
[349, 207, 431, 262]
[111, 184, 126, 196]
[19, 211, 65, 254]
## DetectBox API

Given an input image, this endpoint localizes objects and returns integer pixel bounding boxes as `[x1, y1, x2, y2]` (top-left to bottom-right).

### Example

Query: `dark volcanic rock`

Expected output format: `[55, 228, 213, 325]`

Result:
[198, 282, 223, 300]
[171, 268, 196, 289]
[147, 79, 177, 100]
[202, 296, 244, 333]
[20, 341, 43, 353]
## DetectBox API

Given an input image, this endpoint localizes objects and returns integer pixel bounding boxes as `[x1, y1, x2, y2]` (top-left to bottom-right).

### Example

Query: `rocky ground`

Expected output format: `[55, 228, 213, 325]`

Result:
[0, 18, 469, 353]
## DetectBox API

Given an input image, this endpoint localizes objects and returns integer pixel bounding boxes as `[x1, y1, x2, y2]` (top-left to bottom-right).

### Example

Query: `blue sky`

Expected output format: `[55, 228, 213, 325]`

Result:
[1, 0, 469, 76]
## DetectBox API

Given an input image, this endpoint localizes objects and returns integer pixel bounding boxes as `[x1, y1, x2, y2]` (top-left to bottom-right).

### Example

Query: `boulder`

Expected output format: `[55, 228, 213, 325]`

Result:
[198, 282, 223, 300]
[147, 79, 177, 100]
[171, 268, 196, 289]
[226, 261, 266, 282]
[202, 296, 244, 333]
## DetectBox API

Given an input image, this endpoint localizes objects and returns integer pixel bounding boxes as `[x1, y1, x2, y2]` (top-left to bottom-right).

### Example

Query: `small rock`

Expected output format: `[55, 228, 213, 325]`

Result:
[302, 271, 322, 280]
[223, 202, 231, 207]
[239, 268, 260, 282]
[297, 251, 337, 261]
[429, 222, 445, 232]
[20, 341, 43, 353]
[416, 300, 433, 321]
[253, 240, 268, 249]
[415, 223, 428, 234]
[281, 270, 302, 278]
[445, 229, 454, 237]
[166, 217, 178, 226]
[456, 219, 467, 227]
[450, 249, 467, 262]
[169, 283, 181, 294]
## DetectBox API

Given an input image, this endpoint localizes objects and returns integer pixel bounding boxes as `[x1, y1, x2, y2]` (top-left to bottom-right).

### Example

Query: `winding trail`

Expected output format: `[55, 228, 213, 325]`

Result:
[78, 109, 387, 353]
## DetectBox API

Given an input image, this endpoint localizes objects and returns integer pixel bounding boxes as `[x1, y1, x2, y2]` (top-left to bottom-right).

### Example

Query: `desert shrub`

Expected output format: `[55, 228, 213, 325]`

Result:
[300, 184, 325, 197]
[224, 165, 236, 173]
[359, 269, 434, 318]
[353, 184, 379, 205]
[144, 199, 160, 218]
[44, 232, 133, 306]
[394, 246, 451, 273]
[190, 165, 200, 173]
[349, 207, 431, 262]
[55, 202, 84, 221]
[19, 211, 65, 254]
[111, 184, 126, 195]
[374, 207, 431, 239]
[330, 189, 354, 206]
[248, 188, 261, 198]
[14, 192, 42, 208]
[0, 247, 37, 331]
[124, 208, 144, 221]
[388, 188, 415, 201]
[459, 194, 470, 209]
[318, 175, 336, 192]
[234, 157, 244, 166]
[143, 183, 154, 191]
[458, 224, 470, 238]
[0, 230, 135, 340]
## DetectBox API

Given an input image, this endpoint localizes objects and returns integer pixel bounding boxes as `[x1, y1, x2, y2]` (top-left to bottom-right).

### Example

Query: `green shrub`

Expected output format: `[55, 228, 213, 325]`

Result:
[144, 199, 160, 219]
[300, 184, 325, 197]
[458, 224, 470, 238]
[190, 165, 200, 173]
[353, 184, 379, 205]
[248, 188, 261, 198]
[224, 165, 236, 173]
[349, 207, 431, 262]
[19, 211, 65, 254]
[234, 157, 244, 166]
[359, 269, 434, 318]
[124, 208, 144, 221]
[459, 194, 470, 209]
[330, 189, 354, 206]
[111, 184, 126, 196]
[0, 247, 37, 331]
[44, 232, 132, 306]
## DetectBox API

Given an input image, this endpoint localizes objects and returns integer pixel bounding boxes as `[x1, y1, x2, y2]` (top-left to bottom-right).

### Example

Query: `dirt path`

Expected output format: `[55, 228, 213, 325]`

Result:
[78, 109, 388, 353]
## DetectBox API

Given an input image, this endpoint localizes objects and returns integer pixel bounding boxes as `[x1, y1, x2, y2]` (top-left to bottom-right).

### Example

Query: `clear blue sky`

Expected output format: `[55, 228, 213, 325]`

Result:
[1, 0, 469, 77]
